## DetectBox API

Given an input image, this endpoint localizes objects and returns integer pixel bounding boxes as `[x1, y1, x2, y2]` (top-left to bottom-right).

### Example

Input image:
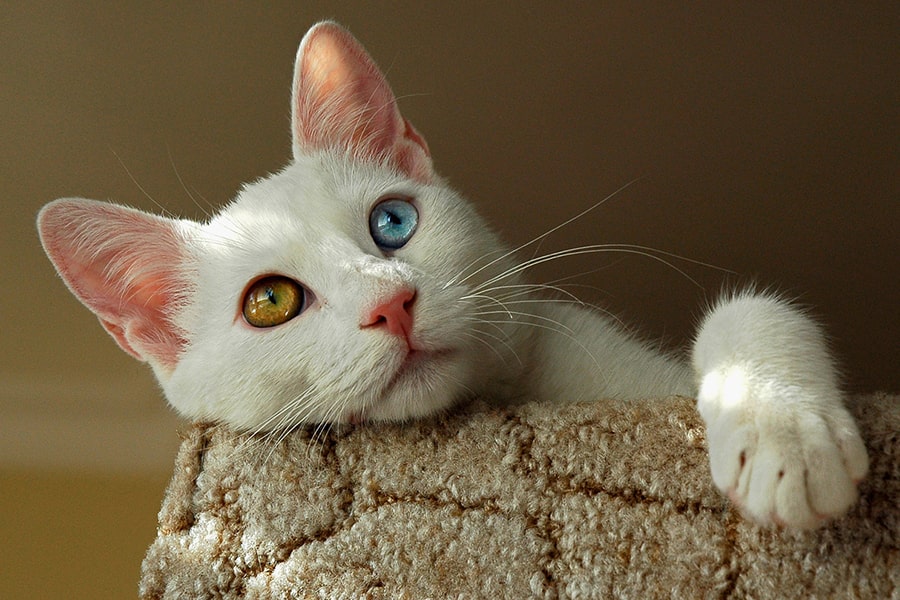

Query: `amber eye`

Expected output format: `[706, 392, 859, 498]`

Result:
[242, 276, 306, 328]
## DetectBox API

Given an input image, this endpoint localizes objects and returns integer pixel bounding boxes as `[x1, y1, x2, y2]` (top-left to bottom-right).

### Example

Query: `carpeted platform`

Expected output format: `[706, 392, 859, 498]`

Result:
[140, 393, 899, 598]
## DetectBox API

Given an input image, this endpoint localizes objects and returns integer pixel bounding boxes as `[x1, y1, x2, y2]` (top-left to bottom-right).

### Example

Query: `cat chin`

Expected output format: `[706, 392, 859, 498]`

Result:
[343, 348, 467, 424]
[161, 344, 471, 431]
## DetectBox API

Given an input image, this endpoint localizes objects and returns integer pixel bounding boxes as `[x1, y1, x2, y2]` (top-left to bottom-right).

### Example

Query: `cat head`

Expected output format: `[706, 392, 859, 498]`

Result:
[37, 22, 523, 432]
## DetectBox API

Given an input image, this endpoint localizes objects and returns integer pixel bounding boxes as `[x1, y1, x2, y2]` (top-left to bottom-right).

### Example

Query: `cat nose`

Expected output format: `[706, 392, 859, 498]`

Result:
[362, 289, 417, 343]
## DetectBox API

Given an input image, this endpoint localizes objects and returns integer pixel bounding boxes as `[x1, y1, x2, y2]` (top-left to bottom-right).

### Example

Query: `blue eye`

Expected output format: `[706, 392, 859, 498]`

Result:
[369, 198, 418, 250]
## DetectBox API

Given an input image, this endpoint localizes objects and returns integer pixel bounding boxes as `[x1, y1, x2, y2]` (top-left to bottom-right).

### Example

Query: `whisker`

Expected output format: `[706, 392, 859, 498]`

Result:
[454, 177, 647, 288]
[109, 148, 178, 219]
[460, 328, 522, 367]
[470, 283, 585, 306]
[473, 243, 728, 292]
[463, 292, 515, 318]
[167, 146, 216, 219]
[252, 389, 315, 434]
[443, 248, 511, 290]
[229, 386, 325, 464]
[477, 317, 602, 371]
[472, 308, 579, 335]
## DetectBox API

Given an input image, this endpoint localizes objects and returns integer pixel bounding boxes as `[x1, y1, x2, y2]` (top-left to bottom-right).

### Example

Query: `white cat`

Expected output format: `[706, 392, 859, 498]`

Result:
[37, 22, 868, 529]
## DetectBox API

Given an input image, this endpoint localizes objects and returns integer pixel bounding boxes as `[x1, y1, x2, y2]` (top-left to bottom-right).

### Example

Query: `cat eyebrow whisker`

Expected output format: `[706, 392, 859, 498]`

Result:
[393, 91, 434, 103]
[167, 146, 216, 220]
[110, 148, 179, 220]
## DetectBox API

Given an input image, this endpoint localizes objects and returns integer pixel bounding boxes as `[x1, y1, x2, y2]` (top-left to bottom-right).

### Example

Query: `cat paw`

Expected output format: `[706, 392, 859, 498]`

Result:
[698, 369, 869, 529]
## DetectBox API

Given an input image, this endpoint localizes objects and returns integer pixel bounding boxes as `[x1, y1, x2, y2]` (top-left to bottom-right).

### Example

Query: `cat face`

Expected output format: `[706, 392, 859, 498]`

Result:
[37, 22, 524, 431]
[169, 154, 520, 430]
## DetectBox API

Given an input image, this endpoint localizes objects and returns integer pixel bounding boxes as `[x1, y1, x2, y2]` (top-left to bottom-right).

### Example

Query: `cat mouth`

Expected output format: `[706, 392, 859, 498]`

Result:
[394, 347, 453, 380]
[382, 347, 454, 397]
[346, 347, 455, 424]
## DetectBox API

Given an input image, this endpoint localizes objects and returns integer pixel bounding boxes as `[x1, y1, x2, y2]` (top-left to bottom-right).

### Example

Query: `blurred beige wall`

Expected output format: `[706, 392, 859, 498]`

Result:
[1, 3, 896, 597]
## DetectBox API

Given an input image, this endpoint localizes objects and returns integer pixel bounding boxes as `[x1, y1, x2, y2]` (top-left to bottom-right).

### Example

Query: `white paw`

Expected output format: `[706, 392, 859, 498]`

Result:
[698, 369, 869, 529]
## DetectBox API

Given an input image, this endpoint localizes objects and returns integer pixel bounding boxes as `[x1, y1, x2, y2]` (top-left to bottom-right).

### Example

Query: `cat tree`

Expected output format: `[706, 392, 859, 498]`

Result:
[138, 393, 898, 598]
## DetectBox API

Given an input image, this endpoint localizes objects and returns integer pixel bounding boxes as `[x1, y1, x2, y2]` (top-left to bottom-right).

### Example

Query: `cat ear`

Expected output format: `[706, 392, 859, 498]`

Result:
[291, 21, 432, 181]
[37, 199, 196, 374]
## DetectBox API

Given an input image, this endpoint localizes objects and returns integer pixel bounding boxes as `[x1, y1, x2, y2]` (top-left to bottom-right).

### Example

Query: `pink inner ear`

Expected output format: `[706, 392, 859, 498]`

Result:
[291, 22, 432, 181]
[38, 199, 192, 372]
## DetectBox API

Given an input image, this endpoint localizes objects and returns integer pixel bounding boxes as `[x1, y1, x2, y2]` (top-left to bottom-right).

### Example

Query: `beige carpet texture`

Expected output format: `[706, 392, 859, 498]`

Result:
[140, 393, 898, 599]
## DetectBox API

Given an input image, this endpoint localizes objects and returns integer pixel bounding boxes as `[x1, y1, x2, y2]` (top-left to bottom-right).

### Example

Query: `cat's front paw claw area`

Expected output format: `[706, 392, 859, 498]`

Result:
[701, 389, 869, 529]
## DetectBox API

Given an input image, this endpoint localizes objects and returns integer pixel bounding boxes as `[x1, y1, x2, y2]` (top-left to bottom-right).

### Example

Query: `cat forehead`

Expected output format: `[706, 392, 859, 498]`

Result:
[220, 156, 416, 228]
[197, 155, 424, 272]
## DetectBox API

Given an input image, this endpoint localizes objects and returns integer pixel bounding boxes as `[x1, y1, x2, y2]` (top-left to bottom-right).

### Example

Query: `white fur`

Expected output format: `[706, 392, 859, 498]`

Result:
[691, 292, 869, 527]
[37, 21, 868, 530]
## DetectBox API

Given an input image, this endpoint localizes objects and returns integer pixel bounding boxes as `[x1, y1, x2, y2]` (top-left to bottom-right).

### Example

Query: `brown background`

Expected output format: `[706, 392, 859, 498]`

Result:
[1, 3, 897, 598]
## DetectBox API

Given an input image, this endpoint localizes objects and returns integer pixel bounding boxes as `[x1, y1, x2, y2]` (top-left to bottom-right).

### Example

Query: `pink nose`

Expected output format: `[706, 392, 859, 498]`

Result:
[362, 289, 416, 342]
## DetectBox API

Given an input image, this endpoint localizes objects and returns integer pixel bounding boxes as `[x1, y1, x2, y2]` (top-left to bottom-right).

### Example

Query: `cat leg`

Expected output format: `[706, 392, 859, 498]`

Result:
[692, 291, 869, 528]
